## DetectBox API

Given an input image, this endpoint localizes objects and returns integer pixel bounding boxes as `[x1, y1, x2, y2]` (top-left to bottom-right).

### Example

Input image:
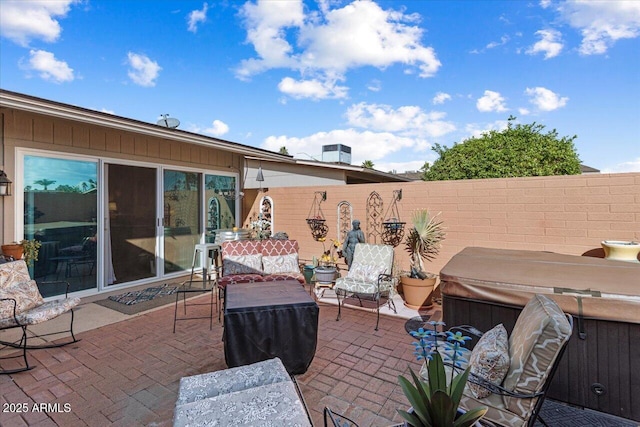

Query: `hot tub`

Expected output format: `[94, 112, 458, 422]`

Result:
[440, 247, 640, 422]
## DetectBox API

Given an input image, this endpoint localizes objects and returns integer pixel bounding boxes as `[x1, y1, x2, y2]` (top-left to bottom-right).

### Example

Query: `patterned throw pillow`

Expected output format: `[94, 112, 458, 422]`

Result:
[346, 262, 387, 283]
[223, 254, 263, 276]
[262, 254, 299, 274]
[467, 323, 510, 399]
[0, 280, 45, 318]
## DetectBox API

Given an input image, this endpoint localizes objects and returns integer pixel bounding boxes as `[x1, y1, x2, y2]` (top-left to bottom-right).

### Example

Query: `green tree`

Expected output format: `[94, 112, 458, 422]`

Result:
[422, 116, 581, 181]
[279, 146, 289, 155]
[362, 160, 375, 169]
[33, 179, 56, 190]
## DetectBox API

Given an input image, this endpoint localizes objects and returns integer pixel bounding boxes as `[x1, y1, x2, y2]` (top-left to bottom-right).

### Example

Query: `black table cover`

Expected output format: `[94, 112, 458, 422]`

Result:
[223, 281, 319, 375]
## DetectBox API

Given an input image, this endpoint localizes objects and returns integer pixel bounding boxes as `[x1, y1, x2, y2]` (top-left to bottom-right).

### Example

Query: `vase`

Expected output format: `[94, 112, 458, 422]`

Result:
[401, 275, 436, 310]
[601, 240, 640, 263]
[314, 266, 337, 284]
[1, 243, 24, 261]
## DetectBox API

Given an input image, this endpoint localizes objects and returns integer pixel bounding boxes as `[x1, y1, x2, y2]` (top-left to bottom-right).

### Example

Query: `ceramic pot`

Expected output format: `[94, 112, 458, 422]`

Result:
[314, 266, 337, 284]
[601, 240, 640, 263]
[1, 243, 24, 261]
[401, 275, 436, 310]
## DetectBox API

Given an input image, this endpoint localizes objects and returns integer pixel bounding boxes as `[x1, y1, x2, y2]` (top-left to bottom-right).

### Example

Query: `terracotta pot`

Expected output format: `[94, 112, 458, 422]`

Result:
[1, 243, 24, 261]
[401, 275, 436, 310]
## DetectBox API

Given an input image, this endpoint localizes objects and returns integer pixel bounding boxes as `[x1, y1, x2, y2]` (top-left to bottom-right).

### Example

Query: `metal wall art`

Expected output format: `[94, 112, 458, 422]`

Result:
[306, 191, 329, 241]
[366, 191, 383, 244]
[381, 189, 405, 247]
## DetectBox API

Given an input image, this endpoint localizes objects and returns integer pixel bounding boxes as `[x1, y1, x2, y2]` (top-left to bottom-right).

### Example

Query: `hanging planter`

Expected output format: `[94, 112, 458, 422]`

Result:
[381, 190, 405, 247]
[306, 191, 329, 241]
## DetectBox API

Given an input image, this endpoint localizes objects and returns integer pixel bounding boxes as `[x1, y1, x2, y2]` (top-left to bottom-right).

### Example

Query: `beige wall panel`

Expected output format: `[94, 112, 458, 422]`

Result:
[147, 138, 160, 159]
[53, 120, 73, 146]
[105, 130, 121, 152]
[159, 139, 171, 160]
[33, 116, 54, 144]
[89, 128, 106, 151]
[10, 112, 32, 141]
[180, 145, 191, 163]
[170, 141, 181, 161]
[73, 125, 90, 149]
[134, 135, 148, 156]
[121, 133, 135, 155]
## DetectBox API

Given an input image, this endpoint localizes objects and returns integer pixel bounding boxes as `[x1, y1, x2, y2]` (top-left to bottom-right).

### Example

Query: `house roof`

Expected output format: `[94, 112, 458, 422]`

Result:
[1, 89, 412, 184]
[0, 89, 294, 163]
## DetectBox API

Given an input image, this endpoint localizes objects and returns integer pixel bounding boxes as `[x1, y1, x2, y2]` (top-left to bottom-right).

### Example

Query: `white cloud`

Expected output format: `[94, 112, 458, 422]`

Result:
[518, 107, 531, 116]
[476, 90, 508, 113]
[464, 120, 510, 139]
[264, 128, 418, 165]
[278, 76, 348, 100]
[527, 29, 563, 59]
[367, 79, 382, 92]
[601, 157, 640, 173]
[540, 0, 552, 9]
[345, 102, 455, 138]
[126, 52, 161, 87]
[486, 35, 509, 49]
[525, 87, 568, 111]
[26, 49, 74, 83]
[432, 92, 451, 105]
[558, 0, 640, 55]
[236, 0, 440, 99]
[204, 120, 229, 137]
[375, 159, 431, 174]
[101, 108, 115, 114]
[187, 3, 209, 33]
[0, 0, 78, 47]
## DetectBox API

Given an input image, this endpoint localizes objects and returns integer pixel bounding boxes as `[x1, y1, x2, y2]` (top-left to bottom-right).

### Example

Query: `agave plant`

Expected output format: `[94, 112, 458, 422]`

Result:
[404, 209, 445, 275]
[397, 321, 487, 427]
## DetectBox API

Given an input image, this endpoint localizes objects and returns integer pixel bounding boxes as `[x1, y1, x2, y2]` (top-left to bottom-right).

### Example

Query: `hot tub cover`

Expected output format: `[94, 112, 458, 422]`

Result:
[440, 247, 640, 324]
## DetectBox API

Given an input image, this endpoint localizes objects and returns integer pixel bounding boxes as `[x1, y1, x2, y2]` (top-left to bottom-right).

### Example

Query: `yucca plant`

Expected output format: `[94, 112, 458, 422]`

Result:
[404, 209, 445, 276]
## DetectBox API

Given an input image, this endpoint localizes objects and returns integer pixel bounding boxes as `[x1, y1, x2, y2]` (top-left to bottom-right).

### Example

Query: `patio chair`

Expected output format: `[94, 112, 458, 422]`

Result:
[452, 294, 573, 427]
[334, 243, 396, 330]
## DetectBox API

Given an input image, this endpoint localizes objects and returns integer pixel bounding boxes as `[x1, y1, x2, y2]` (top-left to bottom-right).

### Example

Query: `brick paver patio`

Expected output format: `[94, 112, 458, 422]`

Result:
[1, 292, 422, 426]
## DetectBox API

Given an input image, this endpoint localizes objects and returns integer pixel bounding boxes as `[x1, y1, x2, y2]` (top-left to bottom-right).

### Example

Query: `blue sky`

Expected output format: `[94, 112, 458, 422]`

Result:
[1, 0, 639, 174]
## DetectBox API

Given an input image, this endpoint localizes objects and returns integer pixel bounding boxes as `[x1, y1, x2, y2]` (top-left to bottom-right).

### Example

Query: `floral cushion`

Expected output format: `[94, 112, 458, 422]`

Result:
[222, 254, 263, 276]
[262, 254, 299, 274]
[467, 323, 510, 399]
[0, 260, 32, 289]
[0, 297, 80, 328]
[0, 280, 45, 319]
[346, 261, 387, 283]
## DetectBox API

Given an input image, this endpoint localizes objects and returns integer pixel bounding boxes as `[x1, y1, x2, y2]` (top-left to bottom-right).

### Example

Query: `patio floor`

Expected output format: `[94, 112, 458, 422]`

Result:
[1, 286, 637, 427]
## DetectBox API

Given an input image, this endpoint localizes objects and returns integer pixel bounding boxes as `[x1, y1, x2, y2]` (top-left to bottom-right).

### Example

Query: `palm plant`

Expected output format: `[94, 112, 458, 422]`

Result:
[404, 210, 445, 276]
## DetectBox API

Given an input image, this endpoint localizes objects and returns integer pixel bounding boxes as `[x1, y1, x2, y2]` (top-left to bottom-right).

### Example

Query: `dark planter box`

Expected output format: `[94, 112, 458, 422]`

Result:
[440, 247, 640, 422]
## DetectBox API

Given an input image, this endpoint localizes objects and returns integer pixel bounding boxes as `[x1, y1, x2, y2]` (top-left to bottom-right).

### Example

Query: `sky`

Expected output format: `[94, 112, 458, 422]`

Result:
[1, 0, 639, 174]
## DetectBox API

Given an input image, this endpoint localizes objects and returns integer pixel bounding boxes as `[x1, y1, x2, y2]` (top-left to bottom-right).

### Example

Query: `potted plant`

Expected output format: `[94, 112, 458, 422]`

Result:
[401, 210, 445, 310]
[1, 239, 41, 267]
[313, 237, 341, 284]
[398, 321, 487, 427]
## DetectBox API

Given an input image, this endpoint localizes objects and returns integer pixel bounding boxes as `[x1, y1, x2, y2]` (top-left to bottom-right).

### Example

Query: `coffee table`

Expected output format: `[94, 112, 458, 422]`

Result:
[223, 280, 319, 375]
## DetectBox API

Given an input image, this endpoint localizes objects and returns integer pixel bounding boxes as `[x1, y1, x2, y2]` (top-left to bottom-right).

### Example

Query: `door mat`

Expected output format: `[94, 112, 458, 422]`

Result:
[94, 284, 178, 315]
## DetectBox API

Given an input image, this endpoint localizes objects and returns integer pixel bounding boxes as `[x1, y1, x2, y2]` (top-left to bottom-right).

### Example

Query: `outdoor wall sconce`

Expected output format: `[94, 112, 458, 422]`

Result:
[306, 191, 328, 241]
[0, 170, 12, 196]
[381, 189, 405, 247]
[256, 162, 267, 192]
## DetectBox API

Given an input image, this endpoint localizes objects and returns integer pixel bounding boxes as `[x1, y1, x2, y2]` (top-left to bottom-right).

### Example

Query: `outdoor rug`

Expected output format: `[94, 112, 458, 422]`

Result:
[94, 284, 179, 315]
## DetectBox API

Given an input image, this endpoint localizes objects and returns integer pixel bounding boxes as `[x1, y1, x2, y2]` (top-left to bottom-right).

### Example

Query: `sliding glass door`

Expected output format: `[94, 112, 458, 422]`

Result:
[23, 155, 98, 297]
[107, 164, 157, 285]
[163, 169, 201, 274]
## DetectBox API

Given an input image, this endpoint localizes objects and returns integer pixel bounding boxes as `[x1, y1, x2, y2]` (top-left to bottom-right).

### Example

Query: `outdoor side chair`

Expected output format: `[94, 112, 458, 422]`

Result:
[334, 243, 396, 330]
[453, 294, 574, 427]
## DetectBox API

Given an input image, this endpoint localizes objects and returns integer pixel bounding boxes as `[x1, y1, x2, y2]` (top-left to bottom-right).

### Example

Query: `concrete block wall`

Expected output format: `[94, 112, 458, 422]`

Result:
[244, 173, 640, 274]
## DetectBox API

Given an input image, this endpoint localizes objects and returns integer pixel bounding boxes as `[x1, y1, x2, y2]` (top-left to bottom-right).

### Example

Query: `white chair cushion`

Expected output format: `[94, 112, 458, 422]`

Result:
[262, 254, 299, 274]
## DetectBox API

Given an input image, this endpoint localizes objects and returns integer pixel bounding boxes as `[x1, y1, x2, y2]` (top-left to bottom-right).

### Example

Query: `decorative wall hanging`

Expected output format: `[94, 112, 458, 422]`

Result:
[366, 191, 383, 244]
[337, 201, 353, 242]
[381, 190, 405, 247]
[306, 191, 329, 241]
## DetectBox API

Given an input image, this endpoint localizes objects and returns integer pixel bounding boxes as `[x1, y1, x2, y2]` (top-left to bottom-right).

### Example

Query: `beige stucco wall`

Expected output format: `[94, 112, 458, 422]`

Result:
[246, 173, 640, 273]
